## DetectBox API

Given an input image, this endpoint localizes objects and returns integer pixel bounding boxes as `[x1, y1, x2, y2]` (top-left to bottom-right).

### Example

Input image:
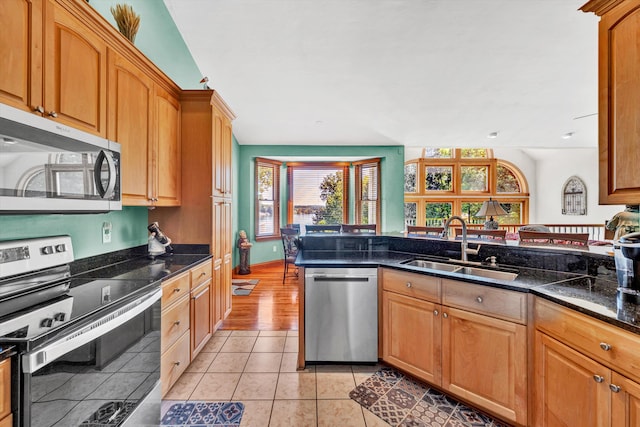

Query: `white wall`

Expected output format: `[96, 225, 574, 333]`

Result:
[404, 147, 624, 225]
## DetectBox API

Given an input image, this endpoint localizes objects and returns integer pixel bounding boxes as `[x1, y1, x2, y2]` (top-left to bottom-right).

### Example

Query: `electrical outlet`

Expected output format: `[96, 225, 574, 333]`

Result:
[102, 221, 112, 244]
[273, 245, 277, 252]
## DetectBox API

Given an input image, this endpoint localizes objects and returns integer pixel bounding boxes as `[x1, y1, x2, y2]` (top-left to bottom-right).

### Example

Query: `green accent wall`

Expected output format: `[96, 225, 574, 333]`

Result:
[88, 0, 202, 89]
[237, 145, 405, 265]
[0, 207, 148, 259]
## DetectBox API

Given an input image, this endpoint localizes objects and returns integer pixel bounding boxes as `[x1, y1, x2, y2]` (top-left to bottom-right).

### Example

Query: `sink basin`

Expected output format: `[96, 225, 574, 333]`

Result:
[403, 259, 518, 281]
[403, 260, 462, 272]
[456, 266, 518, 281]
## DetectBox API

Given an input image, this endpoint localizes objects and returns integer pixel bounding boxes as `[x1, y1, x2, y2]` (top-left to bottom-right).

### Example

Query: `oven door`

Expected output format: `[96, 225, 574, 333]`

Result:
[19, 287, 161, 427]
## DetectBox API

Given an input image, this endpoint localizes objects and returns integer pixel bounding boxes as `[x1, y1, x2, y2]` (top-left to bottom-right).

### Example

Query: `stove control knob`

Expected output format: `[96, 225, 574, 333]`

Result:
[55, 244, 66, 253]
[40, 318, 54, 328]
[41, 246, 54, 255]
[54, 313, 66, 322]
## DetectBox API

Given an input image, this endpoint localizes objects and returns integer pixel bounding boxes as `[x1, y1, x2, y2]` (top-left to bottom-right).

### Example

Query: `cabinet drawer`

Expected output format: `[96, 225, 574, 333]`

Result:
[442, 279, 527, 324]
[161, 331, 190, 397]
[162, 272, 190, 308]
[190, 260, 212, 288]
[0, 358, 9, 420]
[382, 268, 440, 302]
[535, 298, 640, 383]
[161, 295, 190, 353]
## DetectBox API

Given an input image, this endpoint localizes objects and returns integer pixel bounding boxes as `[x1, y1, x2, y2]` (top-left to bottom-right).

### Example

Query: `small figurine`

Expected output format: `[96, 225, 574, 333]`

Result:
[237, 230, 253, 274]
[606, 205, 640, 240]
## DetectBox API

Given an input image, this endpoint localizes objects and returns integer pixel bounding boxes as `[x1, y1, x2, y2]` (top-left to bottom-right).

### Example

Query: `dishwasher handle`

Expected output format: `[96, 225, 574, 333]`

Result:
[309, 275, 372, 282]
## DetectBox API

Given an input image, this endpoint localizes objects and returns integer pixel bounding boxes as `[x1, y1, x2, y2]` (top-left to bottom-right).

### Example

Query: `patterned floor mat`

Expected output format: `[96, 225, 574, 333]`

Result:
[161, 401, 244, 426]
[349, 367, 510, 427]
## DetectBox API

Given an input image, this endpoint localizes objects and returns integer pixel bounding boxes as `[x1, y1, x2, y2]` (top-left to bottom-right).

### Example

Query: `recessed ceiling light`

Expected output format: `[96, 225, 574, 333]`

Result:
[562, 132, 574, 139]
[487, 132, 498, 139]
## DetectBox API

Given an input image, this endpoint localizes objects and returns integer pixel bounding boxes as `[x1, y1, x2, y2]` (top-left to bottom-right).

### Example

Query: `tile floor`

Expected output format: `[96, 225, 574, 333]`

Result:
[162, 330, 506, 427]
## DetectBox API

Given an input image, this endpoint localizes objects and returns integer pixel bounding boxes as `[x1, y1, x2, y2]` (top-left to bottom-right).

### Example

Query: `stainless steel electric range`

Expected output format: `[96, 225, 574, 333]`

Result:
[0, 236, 162, 427]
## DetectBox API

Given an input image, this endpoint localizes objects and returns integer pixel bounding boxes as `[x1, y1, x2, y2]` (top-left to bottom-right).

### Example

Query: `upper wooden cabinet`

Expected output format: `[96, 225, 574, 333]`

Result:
[581, 0, 640, 203]
[153, 85, 181, 206]
[1, 0, 107, 136]
[212, 92, 234, 198]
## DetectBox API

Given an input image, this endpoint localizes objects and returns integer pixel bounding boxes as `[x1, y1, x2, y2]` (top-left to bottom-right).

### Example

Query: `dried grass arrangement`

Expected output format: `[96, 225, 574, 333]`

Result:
[110, 4, 140, 43]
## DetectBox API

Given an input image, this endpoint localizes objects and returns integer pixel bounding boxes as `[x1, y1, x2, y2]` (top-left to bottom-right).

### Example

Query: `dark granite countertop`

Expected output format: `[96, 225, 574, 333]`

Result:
[297, 247, 640, 335]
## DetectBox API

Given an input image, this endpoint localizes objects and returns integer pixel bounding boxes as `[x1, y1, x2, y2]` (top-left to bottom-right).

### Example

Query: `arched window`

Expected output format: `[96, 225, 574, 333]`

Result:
[404, 149, 529, 227]
[562, 176, 587, 215]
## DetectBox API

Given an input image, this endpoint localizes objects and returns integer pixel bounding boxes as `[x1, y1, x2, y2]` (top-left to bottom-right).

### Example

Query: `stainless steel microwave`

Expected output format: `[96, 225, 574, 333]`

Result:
[0, 103, 121, 212]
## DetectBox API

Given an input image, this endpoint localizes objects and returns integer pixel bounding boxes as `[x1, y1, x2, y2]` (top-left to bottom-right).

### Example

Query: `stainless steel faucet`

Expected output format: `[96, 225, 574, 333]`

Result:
[441, 215, 480, 263]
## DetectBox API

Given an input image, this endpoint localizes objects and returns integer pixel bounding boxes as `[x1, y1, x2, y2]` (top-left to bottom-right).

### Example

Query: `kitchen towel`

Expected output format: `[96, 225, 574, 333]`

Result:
[349, 367, 508, 427]
[161, 401, 244, 426]
[231, 279, 259, 296]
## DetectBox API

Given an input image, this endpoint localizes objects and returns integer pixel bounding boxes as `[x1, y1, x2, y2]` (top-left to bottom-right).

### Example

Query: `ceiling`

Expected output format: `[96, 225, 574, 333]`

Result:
[164, 0, 599, 149]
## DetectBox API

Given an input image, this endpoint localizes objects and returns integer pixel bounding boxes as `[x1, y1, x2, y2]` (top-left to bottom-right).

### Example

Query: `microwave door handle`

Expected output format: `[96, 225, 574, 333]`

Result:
[94, 150, 117, 198]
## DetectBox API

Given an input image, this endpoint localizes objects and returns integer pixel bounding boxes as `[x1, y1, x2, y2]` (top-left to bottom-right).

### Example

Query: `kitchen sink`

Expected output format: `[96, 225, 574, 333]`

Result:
[403, 259, 518, 281]
[403, 260, 463, 272]
[456, 266, 518, 281]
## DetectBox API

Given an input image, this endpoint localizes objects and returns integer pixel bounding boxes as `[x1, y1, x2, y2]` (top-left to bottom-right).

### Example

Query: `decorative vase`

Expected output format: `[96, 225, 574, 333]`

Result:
[110, 4, 140, 43]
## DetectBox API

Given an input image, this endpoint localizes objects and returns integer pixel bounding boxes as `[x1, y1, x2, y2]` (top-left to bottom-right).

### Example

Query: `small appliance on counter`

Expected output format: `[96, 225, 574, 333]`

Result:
[614, 231, 640, 291]
[147, 222, 174, 258]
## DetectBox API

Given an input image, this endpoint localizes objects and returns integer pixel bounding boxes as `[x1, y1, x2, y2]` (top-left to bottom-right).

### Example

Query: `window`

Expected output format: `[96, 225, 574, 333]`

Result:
[287, 163, 349, 227]
[355, 160, 380, 225]
[255, 158, 281, 239]
[562, 176, 587, 215]
[404, 149, 529, 227]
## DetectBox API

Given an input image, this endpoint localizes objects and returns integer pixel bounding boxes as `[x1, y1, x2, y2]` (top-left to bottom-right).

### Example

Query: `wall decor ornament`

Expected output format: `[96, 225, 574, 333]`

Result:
[110, 4, 140, 43]
[562, 176, 587, 215]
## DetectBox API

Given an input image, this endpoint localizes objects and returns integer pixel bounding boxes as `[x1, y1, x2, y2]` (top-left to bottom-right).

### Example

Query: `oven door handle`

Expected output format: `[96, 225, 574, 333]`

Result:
[22, 288, 161, 374]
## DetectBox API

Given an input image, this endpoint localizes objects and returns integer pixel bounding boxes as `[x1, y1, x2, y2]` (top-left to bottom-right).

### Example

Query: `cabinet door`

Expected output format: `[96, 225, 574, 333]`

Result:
[222, 200, 232, 317]
[212, 259, 223, 329]
[191, 280, 212, 359]
[597, 1, 640, 203]
[0, 358, 10, 420]
[0, 0, 43, 112]
[212, 106, 225, 197]
[154, 87, 181, 206]
[107, 50, 154, 205]
[222, 116, 233, 196]
[382, 291, 441, 385]
[611, 372, 640, 427]
[534, 331, 609, 427]
[44, 0, 107, 136]
[442, 307, 527, 425]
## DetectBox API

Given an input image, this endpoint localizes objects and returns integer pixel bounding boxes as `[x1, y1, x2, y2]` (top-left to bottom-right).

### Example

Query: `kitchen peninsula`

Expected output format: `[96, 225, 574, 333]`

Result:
[295, 233, 640, 426]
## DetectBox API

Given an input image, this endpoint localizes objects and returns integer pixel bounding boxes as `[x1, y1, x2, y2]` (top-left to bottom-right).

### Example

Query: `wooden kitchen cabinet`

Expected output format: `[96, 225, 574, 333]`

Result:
[0, 358, 10, 426]
[152, 85, 181, 206]
[381, 269, 528, 426]
[150, 90, 235, 327]
[0, 0, 107, 136]
[190, 260, 212, 359]
[581, 0, 640, 203]
[160, 271, 190, 396]
[534, 297, 640, 427]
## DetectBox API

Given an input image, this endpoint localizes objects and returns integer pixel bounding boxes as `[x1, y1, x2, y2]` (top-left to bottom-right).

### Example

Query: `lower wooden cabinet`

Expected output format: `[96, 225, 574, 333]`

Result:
[161, 331, 190, 397]
[190, 280, 212, 359]
[380, 268, 528, 426]
[534, 298, 640, 427]
[0, 358, 11, 426]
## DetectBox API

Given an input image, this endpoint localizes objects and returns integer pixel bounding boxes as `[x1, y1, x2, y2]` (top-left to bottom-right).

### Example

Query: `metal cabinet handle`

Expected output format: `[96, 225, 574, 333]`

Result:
[34, 105, 45, 114]
[174, 320, 181, 326]
[599, 342, 612, 351]
[610, 384, 621, 393]
[433, 310, 439, 316]
[173, 288, 181, 293]
[593, 375, 604, 383]
[443, 312, 448, 318]
[406, 282, 412, 288]
[47, 111, 58, 118]
[200, 272, 206, 277]
[476, 296, 483, 303]
[174, 361, 181, 366]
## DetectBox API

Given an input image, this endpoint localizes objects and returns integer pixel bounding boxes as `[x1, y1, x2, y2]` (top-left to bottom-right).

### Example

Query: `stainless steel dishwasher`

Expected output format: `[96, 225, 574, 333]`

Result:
[304, 267, 378, 362]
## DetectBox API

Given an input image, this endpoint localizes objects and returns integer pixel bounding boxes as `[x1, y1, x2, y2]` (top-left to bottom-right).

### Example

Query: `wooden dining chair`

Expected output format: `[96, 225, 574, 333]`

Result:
[341, 224, 376, 233]
[454, 228, 507, 240]
[407, 226, 444, 236]
[518, 230, 590, 246]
